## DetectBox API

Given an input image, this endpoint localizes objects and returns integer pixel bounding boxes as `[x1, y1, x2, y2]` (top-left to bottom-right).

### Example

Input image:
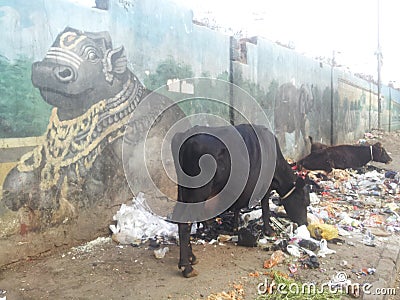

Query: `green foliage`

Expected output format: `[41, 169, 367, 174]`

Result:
[178, 98, 229, 121]
[233, 71, 272, 110]
[217, 71, 229, 82]
[144, 59, 232, 121]
[0, 56, 51, 138]
[143, 56, 194, 91]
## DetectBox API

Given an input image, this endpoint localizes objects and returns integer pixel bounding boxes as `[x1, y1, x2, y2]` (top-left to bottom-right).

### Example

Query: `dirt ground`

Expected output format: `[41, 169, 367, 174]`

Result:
[1, 130, 400, 300]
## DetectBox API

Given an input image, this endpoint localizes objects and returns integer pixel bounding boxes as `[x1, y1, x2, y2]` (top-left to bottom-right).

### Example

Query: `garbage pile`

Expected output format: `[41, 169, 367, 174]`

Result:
[109, 155, 400, 269]
[109, 165, 400, 249]
[109, 192, 178, 246]
[306, 165, 400, 240]
[193, 164, 399, 299]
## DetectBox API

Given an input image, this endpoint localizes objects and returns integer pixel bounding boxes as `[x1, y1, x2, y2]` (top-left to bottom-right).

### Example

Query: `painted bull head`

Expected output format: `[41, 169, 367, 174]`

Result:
[32, 27, 129, 120]
[2, 27, 145, 222]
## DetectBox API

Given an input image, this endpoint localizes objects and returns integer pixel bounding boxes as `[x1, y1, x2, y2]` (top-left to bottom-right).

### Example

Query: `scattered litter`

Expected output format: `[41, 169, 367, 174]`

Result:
[298, 246, 317, 258]
[241, 209, 262, 224]
[307, 223, 339, 240]
[286, 245, 301, 257]
[298, 239, 318, 251]
[362, 230, 376, 247]
[364, 267, 376, 275]
[257, 237, 269, 248]
[0, 289, 6, 300]
[352, 267, 376, 276]
[271, 239, 288, 252]
[154, 247, 169, 259]
[209, 239, 218, 245]
[317, 239, 336, 257]
[106, 151, 399, 297]
[288, 263, 298, 274]
[109, 193, 178, 245]
[307, 212, 322, 224]
[263, 250, 286, 268]
[249, 271, 260, 277]
[237, 226, 260, 247]
[72, 237, 112, 254]
[369, 227, 392, 237]
[294, 224, 311, 239]
[309, 192, 320, 205]
[299, 255, 320, 269]
[218, 234, 232, 242]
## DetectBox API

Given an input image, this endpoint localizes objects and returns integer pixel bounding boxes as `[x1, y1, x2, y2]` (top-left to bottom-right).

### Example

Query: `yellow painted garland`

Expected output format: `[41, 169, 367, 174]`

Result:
[17, 76, 141, 190]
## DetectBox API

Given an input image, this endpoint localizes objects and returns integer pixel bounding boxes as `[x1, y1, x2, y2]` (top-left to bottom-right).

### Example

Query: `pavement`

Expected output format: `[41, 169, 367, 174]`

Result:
[363, 237, 400, 299]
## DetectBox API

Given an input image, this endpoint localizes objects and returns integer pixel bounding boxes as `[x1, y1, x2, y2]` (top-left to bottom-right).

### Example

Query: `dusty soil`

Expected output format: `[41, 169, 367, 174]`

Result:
[1, 130, 400, 300]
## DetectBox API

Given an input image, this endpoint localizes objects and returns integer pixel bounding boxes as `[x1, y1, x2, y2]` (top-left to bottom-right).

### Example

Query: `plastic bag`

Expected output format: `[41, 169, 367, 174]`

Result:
[294, 224, 311, 239]
[286, 245, 301, 257]
[110, 193, 178, 244]
[237, 227, 259, 247]
[154, 247, 169, 259]
[317, 239, 336, 257]
[307, 223, 339, 240]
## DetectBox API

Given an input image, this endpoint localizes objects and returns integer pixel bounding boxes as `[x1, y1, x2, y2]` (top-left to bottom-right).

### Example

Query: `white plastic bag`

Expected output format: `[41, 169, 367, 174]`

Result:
[110, 193, 178, 244]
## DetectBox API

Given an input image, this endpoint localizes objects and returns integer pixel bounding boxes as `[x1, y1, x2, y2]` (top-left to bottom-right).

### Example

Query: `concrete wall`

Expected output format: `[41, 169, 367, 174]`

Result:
[0, 0, 399, 265]
[232, 38, 400, 158]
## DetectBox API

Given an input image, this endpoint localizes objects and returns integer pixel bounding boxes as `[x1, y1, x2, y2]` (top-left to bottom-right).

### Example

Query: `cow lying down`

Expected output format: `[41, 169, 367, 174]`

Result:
[308, 136, 328, 152]
[171, 124, 310, 278]
[297, 139, 392, 173]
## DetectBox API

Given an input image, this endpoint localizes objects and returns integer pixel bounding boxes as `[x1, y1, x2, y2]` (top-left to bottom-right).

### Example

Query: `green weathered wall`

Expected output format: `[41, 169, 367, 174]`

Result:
[232, 37, 400, 158]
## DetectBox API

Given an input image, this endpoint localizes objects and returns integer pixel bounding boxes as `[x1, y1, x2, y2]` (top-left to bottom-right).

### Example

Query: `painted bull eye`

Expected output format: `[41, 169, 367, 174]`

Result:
[84, 47, 100, 62]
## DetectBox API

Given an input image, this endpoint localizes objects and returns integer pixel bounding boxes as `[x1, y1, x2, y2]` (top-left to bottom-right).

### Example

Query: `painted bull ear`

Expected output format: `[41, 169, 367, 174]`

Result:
[109, 46, 127, 74]
[103, 46, 127, 83]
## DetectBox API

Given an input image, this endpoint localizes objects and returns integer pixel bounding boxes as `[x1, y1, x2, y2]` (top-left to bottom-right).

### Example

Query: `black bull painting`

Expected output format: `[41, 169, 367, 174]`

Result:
[1, 27, 183, 231]
[1, 27, 316, 235]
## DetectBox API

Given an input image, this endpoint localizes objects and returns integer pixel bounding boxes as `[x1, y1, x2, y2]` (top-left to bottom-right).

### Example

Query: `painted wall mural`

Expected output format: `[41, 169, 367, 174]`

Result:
[1, 0, 400, 266]
[336, 80, 371, 144]
[0, 57, 52, 138]
[1, 27, 183, 232]
[273, 82, 314, 158]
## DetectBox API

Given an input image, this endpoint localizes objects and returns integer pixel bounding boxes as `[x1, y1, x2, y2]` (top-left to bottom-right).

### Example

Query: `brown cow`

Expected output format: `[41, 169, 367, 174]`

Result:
[297, 142, 392, 173]
[309, 136, 328, 153]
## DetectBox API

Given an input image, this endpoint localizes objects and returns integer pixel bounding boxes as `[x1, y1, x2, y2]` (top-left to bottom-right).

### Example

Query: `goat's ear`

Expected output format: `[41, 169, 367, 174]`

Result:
[295, 176, 306, 189]
[373, 142, 382, 148]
